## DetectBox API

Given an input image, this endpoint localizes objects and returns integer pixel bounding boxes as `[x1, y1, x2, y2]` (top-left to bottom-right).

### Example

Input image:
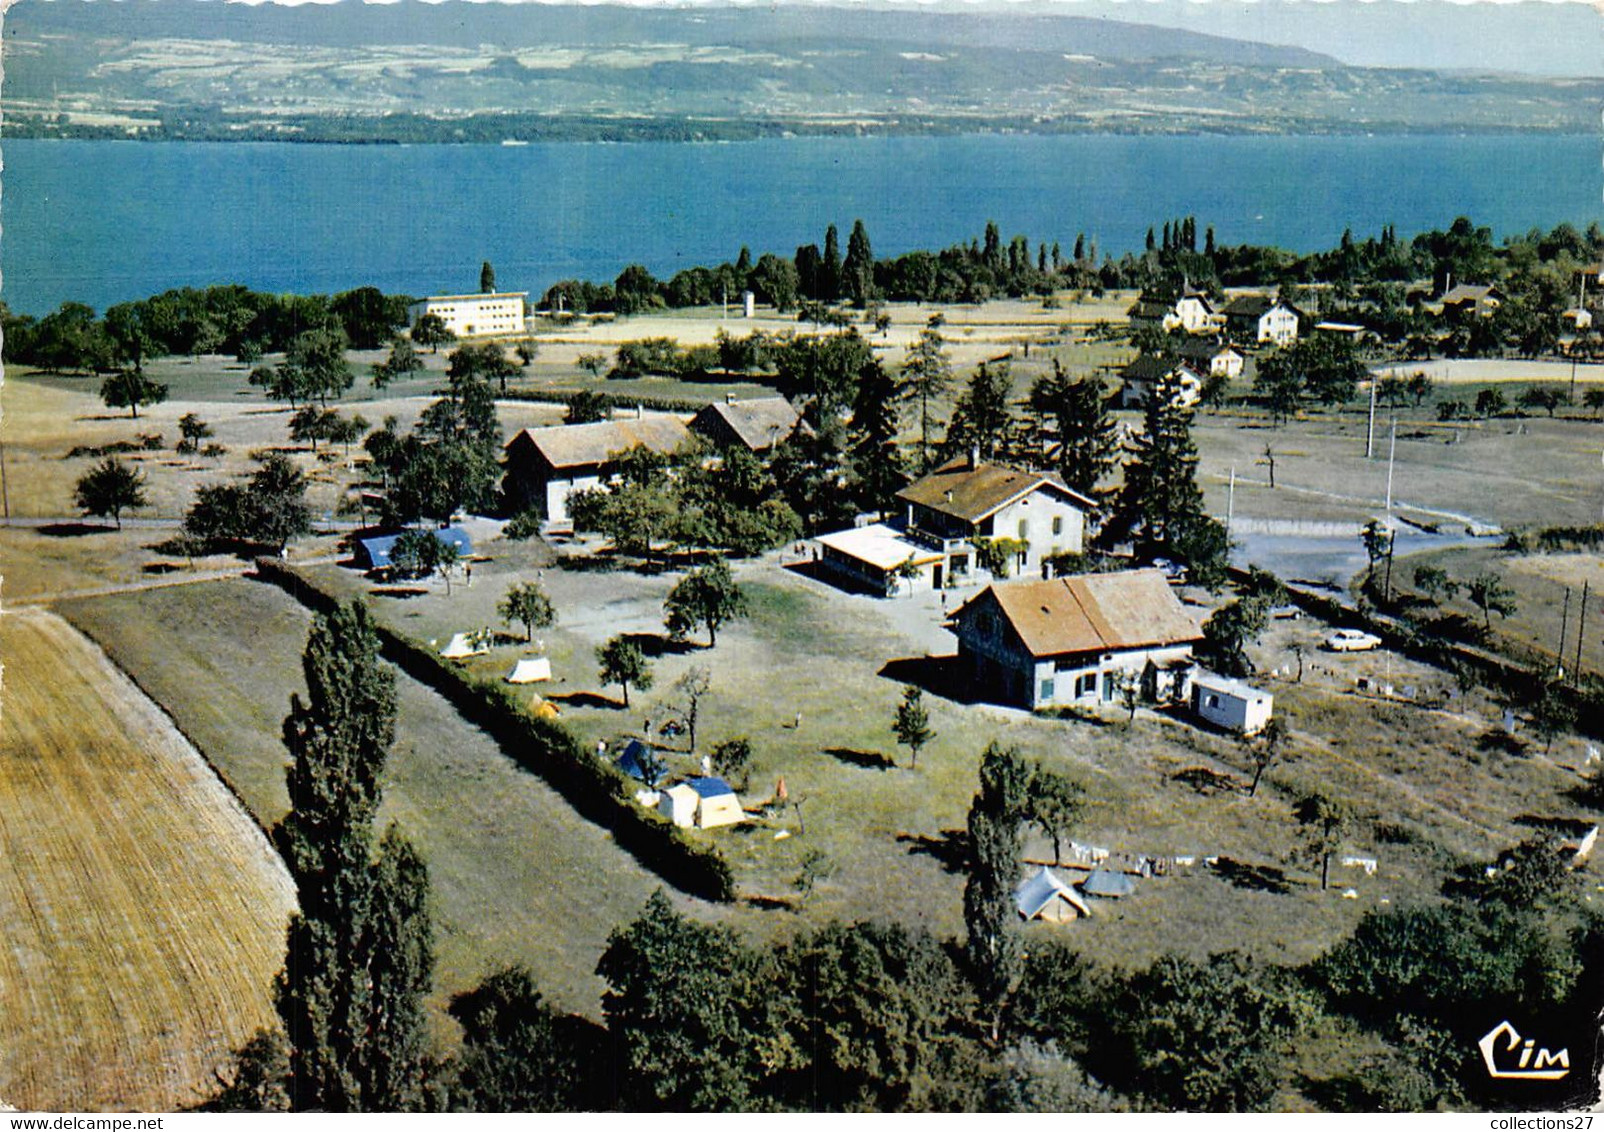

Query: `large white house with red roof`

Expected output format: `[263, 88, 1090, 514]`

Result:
[948, 569, 1203, 709]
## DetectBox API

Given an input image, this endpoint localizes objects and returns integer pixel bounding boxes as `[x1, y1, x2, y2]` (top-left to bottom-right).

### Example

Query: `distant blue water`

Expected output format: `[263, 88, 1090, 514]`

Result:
[3, 133, 1599, 315]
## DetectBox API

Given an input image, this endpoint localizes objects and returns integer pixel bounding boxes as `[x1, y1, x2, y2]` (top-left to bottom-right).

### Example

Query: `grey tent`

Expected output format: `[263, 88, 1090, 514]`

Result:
[1015, 866, 1092, 922]
[1081, 868, 1138, 899]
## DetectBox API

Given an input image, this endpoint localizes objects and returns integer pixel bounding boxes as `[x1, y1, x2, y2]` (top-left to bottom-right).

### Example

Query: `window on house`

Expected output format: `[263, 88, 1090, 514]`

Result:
[1039, 679, 1054, 702]
[1052, 516, 1063, 535]
[1018, 519, 1029, 540]
[1075, 672, 1097, 698]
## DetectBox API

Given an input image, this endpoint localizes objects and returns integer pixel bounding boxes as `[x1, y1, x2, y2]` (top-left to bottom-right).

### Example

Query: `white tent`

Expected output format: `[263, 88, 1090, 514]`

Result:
[506, 657, 552, 684]
[1015, 866, 1092, 922]
[439, 632, 484, 660]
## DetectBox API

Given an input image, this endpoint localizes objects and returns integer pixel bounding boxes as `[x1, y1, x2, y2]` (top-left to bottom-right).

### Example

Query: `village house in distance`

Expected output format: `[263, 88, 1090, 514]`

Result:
[817, 452, 1094, 596]
[502, 395, 807, 530]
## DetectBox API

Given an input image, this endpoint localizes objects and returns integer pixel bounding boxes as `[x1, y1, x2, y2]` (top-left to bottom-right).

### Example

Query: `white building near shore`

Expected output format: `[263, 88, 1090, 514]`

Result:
[408, 292, 528, 338]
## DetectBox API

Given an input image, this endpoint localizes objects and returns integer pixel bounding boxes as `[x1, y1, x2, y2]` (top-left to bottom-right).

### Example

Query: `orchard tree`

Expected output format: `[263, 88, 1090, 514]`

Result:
[710, 737, 754, 790]
[663, 559, 748, 647]
[1026, 765, 1084, 865]
[73, 457, 147, 529]
[673, 666, 713, 755]
[1467, 571, 1517, 634]
[177, 412, 214, 454]
[498, 581, 556, 641]
[597, 635, 653, 708]
[411, 313, 455, 355]
[1295, 792, 1352, 890]
[371, 336, 423, 389]
[184, 452, 312, 552]
[100, 368, 169, 419]
[390, 529, 461, 594]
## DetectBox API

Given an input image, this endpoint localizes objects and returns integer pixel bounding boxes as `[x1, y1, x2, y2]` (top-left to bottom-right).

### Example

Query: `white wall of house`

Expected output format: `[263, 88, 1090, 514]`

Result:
[1033, 644, 1196, 709]
[1174, 297, 1219, 334]
[1211, 350, 1244, 378]
[1258, 307, 1300, 346]
[986, 492, 1085, 574]
[543, 471, 603, 527]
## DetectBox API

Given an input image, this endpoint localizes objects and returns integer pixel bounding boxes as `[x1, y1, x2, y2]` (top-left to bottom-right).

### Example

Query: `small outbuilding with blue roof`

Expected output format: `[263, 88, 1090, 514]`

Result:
[354, 527, 473, 571]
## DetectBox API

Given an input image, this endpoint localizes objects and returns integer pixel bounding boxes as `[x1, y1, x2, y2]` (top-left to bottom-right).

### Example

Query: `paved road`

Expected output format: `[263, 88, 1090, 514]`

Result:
[1231, 527, 1497, 595]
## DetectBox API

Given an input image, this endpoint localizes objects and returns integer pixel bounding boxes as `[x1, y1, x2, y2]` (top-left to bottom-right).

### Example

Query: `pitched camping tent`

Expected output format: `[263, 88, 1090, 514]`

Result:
[506, 657, 552, 684]
[659, 776, 744, 829]
[439, 632, 485, 660]
[1016, 866, 1092, 922]
[616, 740, 663, 786]
[1081, 868, 1138, 899]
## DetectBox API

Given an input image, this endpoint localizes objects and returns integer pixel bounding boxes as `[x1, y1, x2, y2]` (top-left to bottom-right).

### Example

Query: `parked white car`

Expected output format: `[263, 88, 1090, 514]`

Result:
[1325, 629, 1382, 652]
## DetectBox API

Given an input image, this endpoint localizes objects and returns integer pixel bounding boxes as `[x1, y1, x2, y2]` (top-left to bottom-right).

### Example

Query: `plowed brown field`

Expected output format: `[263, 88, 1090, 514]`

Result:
[0, 608, 295, 1112]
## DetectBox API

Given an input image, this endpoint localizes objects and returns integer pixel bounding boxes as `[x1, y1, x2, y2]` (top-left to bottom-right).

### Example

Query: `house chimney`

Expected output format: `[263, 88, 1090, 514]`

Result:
[726, 391, 737, 405]
[968, 444, 981, 470]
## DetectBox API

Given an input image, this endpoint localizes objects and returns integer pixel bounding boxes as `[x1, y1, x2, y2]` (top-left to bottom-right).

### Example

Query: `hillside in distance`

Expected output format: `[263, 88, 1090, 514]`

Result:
[4, 0, 1598, 141]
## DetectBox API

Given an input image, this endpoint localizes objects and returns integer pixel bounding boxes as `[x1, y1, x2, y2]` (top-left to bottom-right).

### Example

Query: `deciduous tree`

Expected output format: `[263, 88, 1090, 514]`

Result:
[597, 636, 652, 708]
[498, 581, 556, 641]
[73, 456, 147, 529]
[663, 559, 747, 647]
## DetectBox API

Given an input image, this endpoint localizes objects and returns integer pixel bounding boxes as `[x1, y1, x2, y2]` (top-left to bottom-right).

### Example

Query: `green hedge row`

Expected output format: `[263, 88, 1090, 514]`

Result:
[253, 557, 738, 902]
[499, 389, 707, 414]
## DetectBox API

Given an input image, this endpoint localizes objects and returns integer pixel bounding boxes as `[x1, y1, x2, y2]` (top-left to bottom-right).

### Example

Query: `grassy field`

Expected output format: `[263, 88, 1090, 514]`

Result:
[1393, 543, 1604, 680]
[58, 577, 670, 1019]
[0, 608, 295, 1112]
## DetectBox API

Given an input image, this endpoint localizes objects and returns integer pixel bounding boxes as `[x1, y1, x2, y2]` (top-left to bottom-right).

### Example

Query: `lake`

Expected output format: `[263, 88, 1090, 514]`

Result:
[3, 133, 1599, 315]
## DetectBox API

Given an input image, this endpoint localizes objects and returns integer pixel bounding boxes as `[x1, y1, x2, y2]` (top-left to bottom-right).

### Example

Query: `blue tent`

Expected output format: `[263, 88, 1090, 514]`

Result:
[686, 776, 735, 799]
[355, 527, 473, 570]
[616, 740, 662, 785]
[1081, 868, 1137, 898]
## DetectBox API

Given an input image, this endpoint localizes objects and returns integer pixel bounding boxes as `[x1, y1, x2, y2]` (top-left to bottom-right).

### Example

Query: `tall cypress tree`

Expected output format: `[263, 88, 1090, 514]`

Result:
[963, 742, 1030, 1037]
[822, 225, 843, 303]
[842, 219, 875, 308]
[362, 826, 436, 1111]
[272, 600, 434, 1112]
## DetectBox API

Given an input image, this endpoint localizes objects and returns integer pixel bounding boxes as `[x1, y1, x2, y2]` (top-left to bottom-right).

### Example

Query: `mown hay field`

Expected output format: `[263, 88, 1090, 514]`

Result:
[0, 608, 295, 1112]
